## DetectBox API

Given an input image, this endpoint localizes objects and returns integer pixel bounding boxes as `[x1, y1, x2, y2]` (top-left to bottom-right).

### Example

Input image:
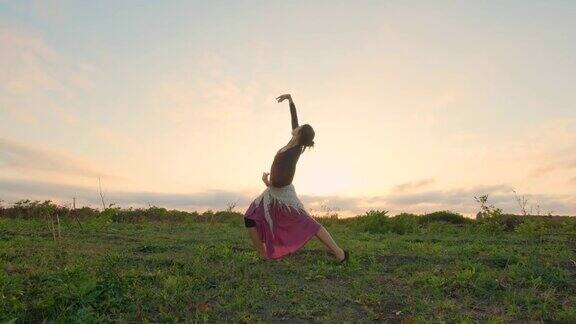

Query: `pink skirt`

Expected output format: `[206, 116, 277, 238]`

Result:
[244, 192, 322, 260]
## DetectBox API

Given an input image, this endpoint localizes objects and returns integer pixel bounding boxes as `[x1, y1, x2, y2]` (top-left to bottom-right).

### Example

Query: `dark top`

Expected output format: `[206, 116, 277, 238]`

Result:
[269, 101, 302, 187]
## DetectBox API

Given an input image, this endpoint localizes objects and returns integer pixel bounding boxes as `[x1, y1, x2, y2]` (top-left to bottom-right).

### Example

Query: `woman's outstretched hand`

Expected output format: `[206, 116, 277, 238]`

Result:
[276, 94, 292, 103]
[262, 172, 270, 187]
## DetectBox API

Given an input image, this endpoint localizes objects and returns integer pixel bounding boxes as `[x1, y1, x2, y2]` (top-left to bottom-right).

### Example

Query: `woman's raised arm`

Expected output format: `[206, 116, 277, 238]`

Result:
[276, 94, 299, 130]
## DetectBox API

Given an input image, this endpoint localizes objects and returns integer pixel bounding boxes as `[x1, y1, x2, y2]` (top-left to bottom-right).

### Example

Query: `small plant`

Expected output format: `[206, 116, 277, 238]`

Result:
[98, 177, 107, 210]
[226, 200, 239, 212]
[319, 203, 340, 218]
[309, 203, 340, 219]
[511, 189, 529, 216]
[474, 195, 524, 232]
[474, 195, 502, 220]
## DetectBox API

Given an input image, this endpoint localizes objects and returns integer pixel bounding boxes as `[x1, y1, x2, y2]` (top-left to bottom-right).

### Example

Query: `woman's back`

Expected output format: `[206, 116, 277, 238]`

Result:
[269, 144, 302, 187]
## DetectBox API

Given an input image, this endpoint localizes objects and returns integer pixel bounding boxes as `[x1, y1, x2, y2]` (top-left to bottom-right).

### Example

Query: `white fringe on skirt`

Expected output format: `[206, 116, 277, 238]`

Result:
[252, 184, 306, 238]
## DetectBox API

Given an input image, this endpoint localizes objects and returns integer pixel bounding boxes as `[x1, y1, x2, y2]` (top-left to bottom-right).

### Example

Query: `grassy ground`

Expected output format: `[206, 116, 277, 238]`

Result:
[1, 209, 576, 323]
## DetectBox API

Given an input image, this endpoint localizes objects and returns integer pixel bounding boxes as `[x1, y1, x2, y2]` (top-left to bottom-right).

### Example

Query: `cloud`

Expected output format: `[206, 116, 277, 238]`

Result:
[0, 138, 108, 179]
[285, 185, 575, 217]
[0, 23, 92, 95]
[30, 0, 63, 20]
[521, 119, 576, 179]
[531, 159, 576, 177]
[154, 79, 255, 124]
[148, 51, 274, 130]
[393, 178, 436, 192]
[0, 23, 95, 124]
[373, 185, 575, 216]
[0, 178, 252, 210]
[0, 24, 61, 95]
[381, 184, 512, 206]
[0, 177, 365, 214]
[0, 1, 63, 21]
[1, 178, 574, 216]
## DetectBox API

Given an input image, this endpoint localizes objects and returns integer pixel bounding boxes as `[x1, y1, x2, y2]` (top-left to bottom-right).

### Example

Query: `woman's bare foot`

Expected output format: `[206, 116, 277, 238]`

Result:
[335, 247, 345, 261]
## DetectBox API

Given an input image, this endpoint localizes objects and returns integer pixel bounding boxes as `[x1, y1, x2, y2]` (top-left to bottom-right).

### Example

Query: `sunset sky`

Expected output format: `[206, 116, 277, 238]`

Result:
[1, 1, 575, 217]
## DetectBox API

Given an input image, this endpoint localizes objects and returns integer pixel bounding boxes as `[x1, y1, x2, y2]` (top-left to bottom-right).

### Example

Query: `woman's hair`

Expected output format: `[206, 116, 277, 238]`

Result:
[298, 124, 315, 153]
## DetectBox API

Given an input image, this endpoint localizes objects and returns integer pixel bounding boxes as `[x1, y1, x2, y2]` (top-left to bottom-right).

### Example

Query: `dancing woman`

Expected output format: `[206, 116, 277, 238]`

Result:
[243, 94, 349, 263]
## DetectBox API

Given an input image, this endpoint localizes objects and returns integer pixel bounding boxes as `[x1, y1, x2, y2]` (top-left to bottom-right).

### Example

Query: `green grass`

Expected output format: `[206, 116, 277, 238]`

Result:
[1, 207, 575, 322]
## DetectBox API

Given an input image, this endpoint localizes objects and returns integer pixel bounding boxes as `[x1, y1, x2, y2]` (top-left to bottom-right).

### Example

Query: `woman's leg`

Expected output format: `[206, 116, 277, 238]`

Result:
[247, 227, 267, 259]
[315, 225, 345, 261]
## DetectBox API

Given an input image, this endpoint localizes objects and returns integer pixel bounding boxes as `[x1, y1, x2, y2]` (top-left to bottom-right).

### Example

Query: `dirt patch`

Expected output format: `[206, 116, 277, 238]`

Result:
[134, 244, 183, 254]
[124, 255, 189, 272]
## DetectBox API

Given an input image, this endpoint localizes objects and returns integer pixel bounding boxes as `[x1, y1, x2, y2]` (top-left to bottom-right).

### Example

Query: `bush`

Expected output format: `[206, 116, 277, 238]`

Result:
[515, 216, 576, 236]
[0, 200, 58, 219]
[476, 213, 524, 234]
[112, 206, 198, 223]
[352, 210, 419, 235]
[389, 213, 419, 234]
[108, 208, 244, 224]
[476, 219, 506, 235]
[421, 221, 468, 235]
[352, 209, 391, 234]
[494, 214, 524, 231]
[420, 211, 469, 224]
[211, 210, 244, 223]
[515, 218, 548, 237]
[0, 200, 100, 220]
[72, 206, 100, 220]
[473, 197, 524, 233]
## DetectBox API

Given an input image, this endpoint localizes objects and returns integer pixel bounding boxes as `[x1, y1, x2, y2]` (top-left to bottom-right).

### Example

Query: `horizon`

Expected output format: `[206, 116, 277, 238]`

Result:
[1, 1, 575, 217]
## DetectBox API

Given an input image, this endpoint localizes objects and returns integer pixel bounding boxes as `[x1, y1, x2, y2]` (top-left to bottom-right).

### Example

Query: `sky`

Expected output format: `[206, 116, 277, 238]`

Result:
[1, 0, 575, 217]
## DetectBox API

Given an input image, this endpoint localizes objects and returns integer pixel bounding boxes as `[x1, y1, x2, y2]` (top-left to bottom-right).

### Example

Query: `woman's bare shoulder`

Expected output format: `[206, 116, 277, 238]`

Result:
[279, 144, 302, 154]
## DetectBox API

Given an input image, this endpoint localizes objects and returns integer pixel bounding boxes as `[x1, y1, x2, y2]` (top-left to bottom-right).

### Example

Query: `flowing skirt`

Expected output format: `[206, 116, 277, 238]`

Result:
[244, 184, 322, 260]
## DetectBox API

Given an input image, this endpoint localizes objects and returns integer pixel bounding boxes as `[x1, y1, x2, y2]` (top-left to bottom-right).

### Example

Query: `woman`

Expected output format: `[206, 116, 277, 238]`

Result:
[243, 94, 349, 263]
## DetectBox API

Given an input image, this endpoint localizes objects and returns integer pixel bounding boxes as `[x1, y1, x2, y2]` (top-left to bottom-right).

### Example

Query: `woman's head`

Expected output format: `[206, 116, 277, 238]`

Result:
[293, 124, 315, 151]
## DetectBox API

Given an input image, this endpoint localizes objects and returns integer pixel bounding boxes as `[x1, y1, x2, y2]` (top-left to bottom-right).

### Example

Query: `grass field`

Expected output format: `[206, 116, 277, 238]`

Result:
[1, 202, 575, 322]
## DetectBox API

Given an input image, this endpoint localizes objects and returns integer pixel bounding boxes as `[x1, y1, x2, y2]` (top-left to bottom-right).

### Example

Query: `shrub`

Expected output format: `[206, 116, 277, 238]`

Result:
[473, 197, 524, 233]
[352, 209, 391, 234]
[0, 200, 100, 221]
[1, 200, 58, 219]
[389, 213, 419, 234]
[515, 218, 548, 237]
[73, 206, 100, 220]
[96, 206, 121, 224]
[352, 210, 419, 235]
[477, 213, 524, 234]
[420, 211, 469, 224]
[477, 219, 506, 235]
[112, 206, 198, 223]
[421, 221, 467, 235]
[515, 216, 576, 236]
[494, 214, 524, 231]
[213, 211, 244, 223]
[560, 218, 576, 233]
